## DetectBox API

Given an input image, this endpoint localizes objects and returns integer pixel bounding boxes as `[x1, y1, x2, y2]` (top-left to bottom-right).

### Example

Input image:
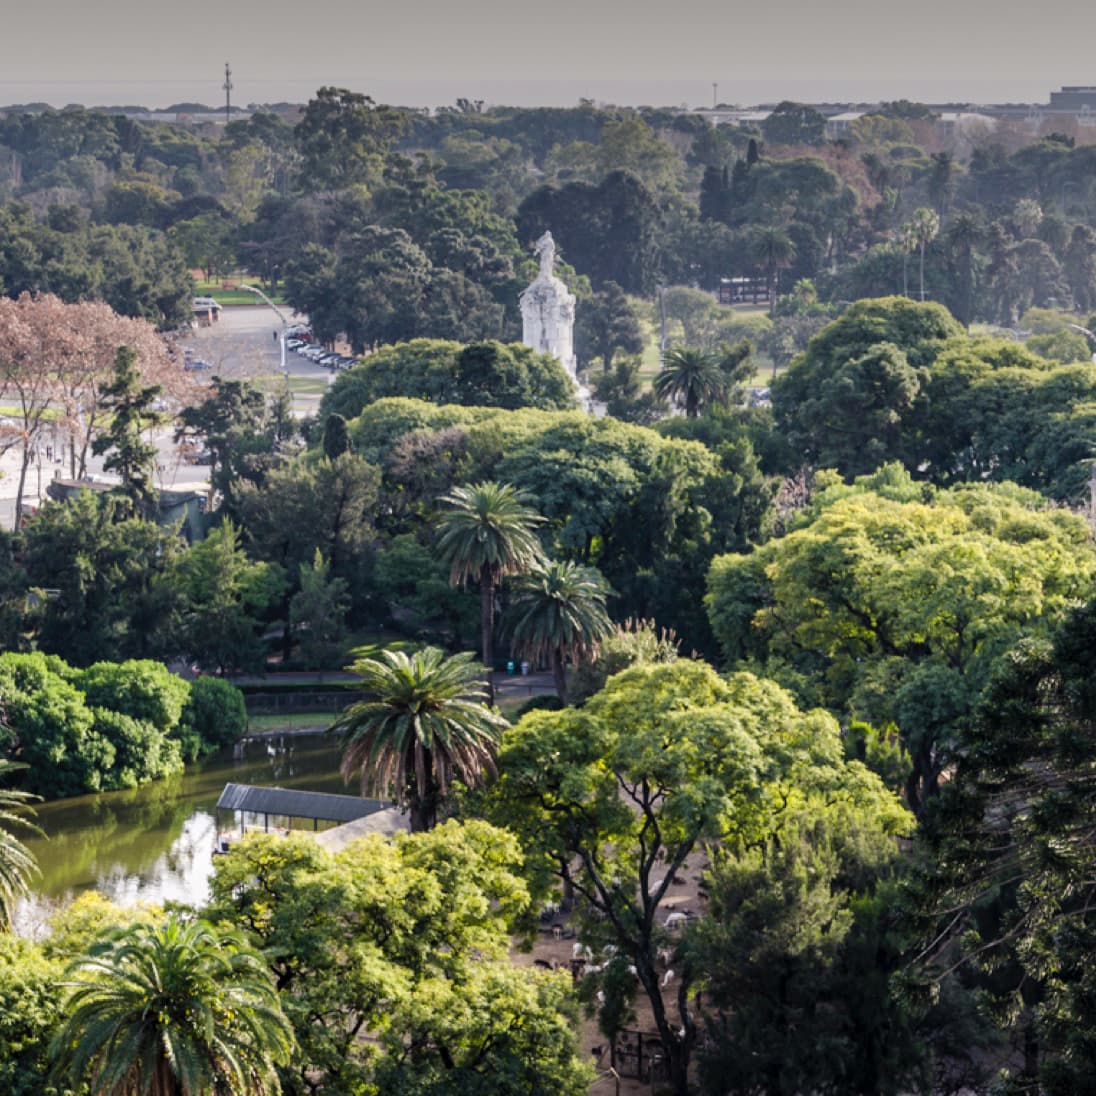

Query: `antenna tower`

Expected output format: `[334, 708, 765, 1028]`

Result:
[223, 62, 233, 124]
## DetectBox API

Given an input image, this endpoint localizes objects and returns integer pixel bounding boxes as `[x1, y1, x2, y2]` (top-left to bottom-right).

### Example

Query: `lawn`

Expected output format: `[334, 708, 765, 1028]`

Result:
[193, 276, 288, 308]
[255, 373, 332, 396]
[0, 406, 64, 423]
[247, 712, 336, 733]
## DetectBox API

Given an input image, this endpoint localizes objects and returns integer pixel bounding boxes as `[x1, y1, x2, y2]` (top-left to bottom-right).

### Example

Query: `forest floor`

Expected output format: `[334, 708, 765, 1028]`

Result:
[513, 857, 709, 1095]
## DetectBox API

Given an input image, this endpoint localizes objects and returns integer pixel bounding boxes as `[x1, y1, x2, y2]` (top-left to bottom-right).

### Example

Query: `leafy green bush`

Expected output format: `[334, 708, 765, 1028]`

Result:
[89, 708, 183, 789]
[512, 695, 564, 720]
[0, 652, 196, 798]
[78, 660, 190, 733]
[177, 676, 248, 760]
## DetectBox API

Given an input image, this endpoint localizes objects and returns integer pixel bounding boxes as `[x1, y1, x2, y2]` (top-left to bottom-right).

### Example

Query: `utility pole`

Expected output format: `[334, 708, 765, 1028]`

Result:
[223, 62, 233, 125]
[712, 82, 718, 109]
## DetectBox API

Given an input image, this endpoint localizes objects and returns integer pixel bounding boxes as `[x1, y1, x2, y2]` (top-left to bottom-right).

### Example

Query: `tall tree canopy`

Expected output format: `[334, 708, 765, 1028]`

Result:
[332, 646, 507, 831]
[706, 466, 1096, 811]
[492, 660, 908, 1095]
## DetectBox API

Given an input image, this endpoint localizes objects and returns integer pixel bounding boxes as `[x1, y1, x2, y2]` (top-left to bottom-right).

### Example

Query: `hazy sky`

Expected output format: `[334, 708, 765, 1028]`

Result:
[4, 0, 1095, 108]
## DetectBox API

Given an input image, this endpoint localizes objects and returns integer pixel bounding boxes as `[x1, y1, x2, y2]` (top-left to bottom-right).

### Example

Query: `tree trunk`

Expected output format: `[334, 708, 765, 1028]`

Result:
[551, 648, 567, 705]
[78, 436, 91, 479]
[1023, 1018, 1039, 1081]
[480, 570, 495, 704]
[408, 798, 432, 833]
[14, 442, 32, 529]
[920, 243, 927, 301]
[634, 953, 694, 1096]
[409, 765, 439, 832]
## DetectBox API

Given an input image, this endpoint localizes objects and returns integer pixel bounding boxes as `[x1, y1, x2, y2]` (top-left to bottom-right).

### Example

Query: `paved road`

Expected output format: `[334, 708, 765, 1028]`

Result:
[186, 304, 336, 418]
[0, 305, 333, 528]
[224, 669, 558, 697]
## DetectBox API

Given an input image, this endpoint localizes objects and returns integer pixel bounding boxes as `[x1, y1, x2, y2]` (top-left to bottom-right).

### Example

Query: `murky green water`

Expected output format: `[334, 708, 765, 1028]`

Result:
[16, 735, 348, 932]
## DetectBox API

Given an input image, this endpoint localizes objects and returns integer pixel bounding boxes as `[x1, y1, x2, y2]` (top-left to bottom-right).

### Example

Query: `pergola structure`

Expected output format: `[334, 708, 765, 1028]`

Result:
[215, 783, 388, 848]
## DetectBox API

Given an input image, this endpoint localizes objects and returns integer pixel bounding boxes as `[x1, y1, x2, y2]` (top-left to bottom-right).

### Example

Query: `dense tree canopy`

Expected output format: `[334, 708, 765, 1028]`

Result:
[919, 600, 1096, 1091]
[707, 466, 1096, 809]
[319, 339, 575, 417]
[492, 660, 908, 1094]
[207, 823, 592, 1094]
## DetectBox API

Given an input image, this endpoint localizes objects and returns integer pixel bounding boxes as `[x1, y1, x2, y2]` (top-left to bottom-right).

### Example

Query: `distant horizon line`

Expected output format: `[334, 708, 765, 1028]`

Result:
[0, 76, 1084, 113]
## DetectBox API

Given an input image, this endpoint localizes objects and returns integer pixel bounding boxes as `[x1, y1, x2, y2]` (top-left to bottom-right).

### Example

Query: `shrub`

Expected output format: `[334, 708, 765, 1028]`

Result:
[177, 676, 249, 760]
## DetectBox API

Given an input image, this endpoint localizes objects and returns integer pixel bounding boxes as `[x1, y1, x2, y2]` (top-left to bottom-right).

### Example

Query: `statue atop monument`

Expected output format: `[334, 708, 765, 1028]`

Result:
[520, 231, 577, 382]
[534, 231, 556, 279]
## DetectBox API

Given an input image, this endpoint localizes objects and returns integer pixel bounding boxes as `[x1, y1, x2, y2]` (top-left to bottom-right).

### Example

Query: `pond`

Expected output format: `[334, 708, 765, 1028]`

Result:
[15, 734, 348, 934]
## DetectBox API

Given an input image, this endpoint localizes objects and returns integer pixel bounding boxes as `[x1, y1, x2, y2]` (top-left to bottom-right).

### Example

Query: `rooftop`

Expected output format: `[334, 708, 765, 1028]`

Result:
[216, 783, 389, 824]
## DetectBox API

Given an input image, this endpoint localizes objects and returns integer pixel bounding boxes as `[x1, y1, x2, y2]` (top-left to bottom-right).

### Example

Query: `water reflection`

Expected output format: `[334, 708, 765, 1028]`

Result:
[15, 736, 347, 932]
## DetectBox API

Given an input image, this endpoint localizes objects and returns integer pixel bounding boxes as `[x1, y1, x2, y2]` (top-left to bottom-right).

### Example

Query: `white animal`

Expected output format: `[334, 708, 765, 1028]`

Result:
[661, 969, 676, 988]
[665, 912, 687, 930]
[657, 947, 674, 965]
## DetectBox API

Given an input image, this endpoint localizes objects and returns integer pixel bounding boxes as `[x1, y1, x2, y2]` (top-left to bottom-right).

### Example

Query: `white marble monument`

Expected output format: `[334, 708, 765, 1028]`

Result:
[519, 232, 577, 381]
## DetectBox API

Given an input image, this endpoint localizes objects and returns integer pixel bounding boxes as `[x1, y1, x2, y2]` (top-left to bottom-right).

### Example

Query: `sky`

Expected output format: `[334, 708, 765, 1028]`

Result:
[3, 0, 1095, 109]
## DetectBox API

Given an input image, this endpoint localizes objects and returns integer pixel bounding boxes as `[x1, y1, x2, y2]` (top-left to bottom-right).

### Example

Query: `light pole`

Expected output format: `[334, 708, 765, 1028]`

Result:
[239, 283, 290, 393]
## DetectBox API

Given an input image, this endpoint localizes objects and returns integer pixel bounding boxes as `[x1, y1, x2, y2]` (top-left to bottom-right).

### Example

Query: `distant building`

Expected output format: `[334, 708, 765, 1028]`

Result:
[1049, 86, 1096, 112]
[192, 296, 221, 326]
[825, 111, 866, 138]
[718, 276, 769, 306]
[935, 111, 999, 135]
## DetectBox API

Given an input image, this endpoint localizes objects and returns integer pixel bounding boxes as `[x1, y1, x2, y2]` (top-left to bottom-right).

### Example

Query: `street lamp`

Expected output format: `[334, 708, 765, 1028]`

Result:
[239, 284, 290, 389]
[1067, 323, 1096, 364]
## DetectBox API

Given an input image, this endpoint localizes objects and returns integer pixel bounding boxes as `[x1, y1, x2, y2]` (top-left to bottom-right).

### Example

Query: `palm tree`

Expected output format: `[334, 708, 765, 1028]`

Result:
[51, 916, 295, 1096]
[945, 213, 984, 328]
[333, 646, 508, 831]
[897, 221, 917, 297]
[1013, 197, 1044, 238]
[505, 559, 613, 705]
[749, 225, 797, 316]
[0, 760, 40, 930]
[654, 348, 728, 418]
[909, 207, 940, 302]
[435, 482, 545, 681]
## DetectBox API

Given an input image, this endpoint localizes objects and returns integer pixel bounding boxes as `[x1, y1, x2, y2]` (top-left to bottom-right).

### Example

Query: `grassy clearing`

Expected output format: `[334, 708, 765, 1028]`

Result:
[0, 406, 66, 423]
[247, 712, 336, 733]
[255, 374, 332, 396]
[193, 276, 287, 307]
